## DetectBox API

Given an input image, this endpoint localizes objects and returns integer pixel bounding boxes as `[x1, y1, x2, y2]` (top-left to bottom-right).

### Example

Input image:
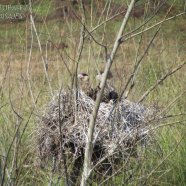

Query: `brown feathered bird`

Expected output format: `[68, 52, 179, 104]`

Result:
[96, 71, 118, 103]
[78, 72, 118, 103]
[78, 73, 97, 100]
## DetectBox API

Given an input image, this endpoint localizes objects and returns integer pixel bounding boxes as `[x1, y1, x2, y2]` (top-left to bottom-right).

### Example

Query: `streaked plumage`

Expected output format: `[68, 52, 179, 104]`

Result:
[78, 71, 118, 103]
[78, 73, 97, 100]
[96, 71, 118, 103]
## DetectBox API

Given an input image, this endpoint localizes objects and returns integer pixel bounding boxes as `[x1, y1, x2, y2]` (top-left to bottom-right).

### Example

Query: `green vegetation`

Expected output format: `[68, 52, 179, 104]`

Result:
[0, 0, 186, 185]
[32, 1, 54, 16]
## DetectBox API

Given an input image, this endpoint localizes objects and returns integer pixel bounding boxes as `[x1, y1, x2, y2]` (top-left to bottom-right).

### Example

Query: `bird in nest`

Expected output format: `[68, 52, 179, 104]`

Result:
[96, 70, 118, 103]
[78, 71, 118, 103]
[78, 72, 97, 100]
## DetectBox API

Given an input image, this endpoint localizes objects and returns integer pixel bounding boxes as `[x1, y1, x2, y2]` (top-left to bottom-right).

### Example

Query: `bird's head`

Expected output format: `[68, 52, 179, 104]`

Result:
[96, 70, 113, 84]
[78, 72, 89, 82]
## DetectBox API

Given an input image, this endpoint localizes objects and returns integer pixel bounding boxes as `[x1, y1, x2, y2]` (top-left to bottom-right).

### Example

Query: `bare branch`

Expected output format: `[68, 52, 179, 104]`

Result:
[80, 1, 136, 185]
[29, 0, 53, 97]
[121, 12, 186, 43]
[138, 61, 186, 103]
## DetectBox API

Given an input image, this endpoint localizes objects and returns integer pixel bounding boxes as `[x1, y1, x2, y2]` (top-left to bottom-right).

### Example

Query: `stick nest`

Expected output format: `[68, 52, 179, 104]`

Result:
[36, 89, 154, 162]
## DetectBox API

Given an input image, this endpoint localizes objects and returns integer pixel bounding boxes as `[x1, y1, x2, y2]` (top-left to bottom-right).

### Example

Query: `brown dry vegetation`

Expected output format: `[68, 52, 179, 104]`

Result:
[0, 0, 186, 185]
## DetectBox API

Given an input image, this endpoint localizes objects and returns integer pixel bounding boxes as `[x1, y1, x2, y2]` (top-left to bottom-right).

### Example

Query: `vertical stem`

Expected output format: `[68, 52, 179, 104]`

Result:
[80, 1, 136, 186]
[29, 0, 53, 97]
[73, 0, 86, 126]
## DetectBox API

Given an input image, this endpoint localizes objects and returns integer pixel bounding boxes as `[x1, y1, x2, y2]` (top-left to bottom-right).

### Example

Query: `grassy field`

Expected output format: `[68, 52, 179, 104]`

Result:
[0, 0, 186, 185]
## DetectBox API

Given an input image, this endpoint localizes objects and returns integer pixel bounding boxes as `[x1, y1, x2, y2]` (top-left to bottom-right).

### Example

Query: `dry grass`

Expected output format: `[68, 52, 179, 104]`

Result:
[0, 1, 186, 185]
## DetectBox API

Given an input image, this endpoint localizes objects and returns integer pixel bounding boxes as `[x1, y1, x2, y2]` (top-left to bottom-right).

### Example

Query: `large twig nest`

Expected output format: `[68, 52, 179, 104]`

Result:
[36, 89, 154, 162]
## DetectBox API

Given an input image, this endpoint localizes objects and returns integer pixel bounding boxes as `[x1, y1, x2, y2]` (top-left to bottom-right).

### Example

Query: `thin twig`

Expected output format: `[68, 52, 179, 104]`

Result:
[121, 12, 186, 42]
[138, 61, 186, 103]
[29, 0, 53, 97]
[80, 1, 136, 186]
